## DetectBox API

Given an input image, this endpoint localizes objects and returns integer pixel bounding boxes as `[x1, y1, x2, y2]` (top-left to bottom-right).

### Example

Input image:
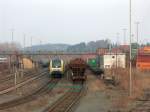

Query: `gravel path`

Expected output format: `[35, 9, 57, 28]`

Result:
[74, 70, 112, 112]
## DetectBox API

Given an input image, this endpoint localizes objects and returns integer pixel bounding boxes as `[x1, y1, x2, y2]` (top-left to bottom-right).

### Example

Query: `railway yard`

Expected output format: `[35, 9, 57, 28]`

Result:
[0, 58, 149, 112]
[0, 45, 150, 112]
[1, 0, 150, 111]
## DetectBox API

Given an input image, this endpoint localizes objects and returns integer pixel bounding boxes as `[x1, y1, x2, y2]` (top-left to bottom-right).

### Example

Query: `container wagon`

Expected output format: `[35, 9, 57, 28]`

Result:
[87, 58, 104, 75]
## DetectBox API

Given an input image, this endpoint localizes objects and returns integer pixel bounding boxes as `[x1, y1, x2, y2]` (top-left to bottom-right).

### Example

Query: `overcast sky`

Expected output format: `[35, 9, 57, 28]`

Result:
[0, 0, 150, 46]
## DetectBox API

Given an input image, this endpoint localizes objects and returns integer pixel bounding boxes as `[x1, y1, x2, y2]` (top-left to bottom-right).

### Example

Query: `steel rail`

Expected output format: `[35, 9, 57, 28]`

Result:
[43, 82, 86, 112]
[0, 70, 38, 84]
[0, 69, 48, 95]
[0, 79, 59, 110]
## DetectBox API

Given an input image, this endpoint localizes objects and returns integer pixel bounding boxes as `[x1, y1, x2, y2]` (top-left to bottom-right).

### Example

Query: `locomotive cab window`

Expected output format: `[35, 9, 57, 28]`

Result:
[52, 60, 61, 68]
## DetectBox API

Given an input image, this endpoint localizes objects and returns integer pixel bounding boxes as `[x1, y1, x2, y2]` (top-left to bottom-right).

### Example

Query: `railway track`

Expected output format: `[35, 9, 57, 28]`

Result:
[0, 69, 44, 83]
[43, 81, 86, 112]
[0, 74, 14, 83]
[130, 89, 150, 112]
[0, 69, 9, 75]
[0, 69, 48, 92]
[0, 69, 48, 95]
[0, 78, 59, 110]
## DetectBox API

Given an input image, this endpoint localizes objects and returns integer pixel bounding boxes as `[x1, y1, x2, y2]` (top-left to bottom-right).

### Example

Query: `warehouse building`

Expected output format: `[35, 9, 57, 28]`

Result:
[21, 57, 36, 69]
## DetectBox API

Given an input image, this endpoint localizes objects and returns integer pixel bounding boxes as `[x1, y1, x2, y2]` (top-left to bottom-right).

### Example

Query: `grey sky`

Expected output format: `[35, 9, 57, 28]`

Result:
[0, 0, 150, 46]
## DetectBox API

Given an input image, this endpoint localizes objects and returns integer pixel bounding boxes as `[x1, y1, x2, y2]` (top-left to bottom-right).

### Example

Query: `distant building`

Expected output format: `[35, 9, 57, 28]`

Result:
[110, 48, 122, 53]
[96, 48, 109, 55]
[81, 53, 97, 62]
[118, 45, 130, 53]
[21, 57, 35, 69]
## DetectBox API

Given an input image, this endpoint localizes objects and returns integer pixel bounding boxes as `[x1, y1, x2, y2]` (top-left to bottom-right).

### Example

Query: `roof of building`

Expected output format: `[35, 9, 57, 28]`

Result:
[119, 45, 130, 50]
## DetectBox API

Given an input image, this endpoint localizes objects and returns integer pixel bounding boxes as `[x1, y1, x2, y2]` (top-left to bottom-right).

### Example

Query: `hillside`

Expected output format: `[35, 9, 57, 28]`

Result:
[25, 40, 109, 52]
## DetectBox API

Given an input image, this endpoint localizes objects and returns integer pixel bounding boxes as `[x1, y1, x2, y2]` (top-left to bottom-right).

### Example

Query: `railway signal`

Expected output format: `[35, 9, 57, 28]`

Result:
[135, 22, 140, 64]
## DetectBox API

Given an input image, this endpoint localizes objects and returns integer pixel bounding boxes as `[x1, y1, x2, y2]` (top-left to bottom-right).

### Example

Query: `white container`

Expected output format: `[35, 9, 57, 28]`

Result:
[103, 53, 126, 69]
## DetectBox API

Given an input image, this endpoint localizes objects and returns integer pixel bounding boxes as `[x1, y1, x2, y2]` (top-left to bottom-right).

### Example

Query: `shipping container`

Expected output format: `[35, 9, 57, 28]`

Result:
[87, 58, 97, 67]
[136, 54, 150, 70]
[87, 57, 104, 75]
[102, 53, 126, 69]
[139, 46, 150, 54]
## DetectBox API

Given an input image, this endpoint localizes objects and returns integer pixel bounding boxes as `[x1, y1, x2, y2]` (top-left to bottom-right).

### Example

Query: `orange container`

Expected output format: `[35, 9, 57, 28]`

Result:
[136, 54, 150, 70]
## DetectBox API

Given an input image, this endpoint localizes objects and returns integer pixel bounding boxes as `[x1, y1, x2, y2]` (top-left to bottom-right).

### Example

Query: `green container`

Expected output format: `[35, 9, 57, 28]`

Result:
[87, 58, 97, 68]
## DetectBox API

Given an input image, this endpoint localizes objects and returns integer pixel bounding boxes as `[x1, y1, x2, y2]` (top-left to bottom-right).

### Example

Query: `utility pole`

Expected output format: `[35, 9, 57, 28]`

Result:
[135, 22, 139, 52]
[23, 34, 26, 52]
[115, 33, 119, 79]
[22, 33, 26, 78]
[30, 36, 33, 65]
[129, 0, 132, 96]
[40, 40, 42, 52]
[10, 28, 15, 80]
[123, 29, 127, 45]
[11, 28, 14, 43]
[40, 40, 42, 46]
[15, 66, 17, 86]
[11, 28, 14, 52]
[31, 36, 33, 51]
[116, 33, 120, 69]
[135, 22, 139, 45]
[135, 22, 140, 72]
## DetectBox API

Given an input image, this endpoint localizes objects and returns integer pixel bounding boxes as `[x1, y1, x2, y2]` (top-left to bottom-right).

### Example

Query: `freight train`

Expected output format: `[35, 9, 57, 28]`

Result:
[87, 58, 104, 75]
[49, 58, 64, 78]
[68, 58, 87, 82]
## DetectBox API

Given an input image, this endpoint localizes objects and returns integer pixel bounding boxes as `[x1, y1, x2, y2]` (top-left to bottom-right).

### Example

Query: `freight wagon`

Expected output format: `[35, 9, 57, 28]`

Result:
[87, 57, 104, 75]
[68, 58, 87, 82]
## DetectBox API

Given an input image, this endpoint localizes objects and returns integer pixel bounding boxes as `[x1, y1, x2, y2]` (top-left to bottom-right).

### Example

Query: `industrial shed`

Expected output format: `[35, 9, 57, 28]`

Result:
[21, 57, 35, 69]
